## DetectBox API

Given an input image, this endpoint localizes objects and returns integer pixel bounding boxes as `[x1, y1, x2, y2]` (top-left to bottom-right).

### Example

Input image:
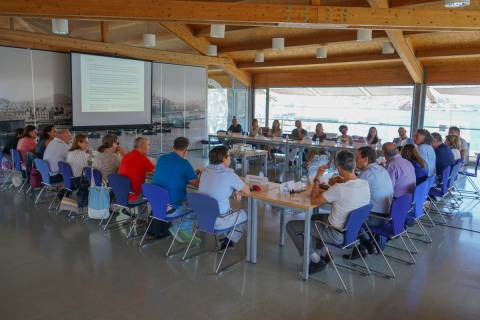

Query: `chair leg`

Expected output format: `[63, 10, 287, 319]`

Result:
[182, 227, 199, 260]
[138, 217, 154, 247]
[48, 190, 60, 211]
[1, 171, 13, 189]
[166, 216, 186, 257]
[399, 234, 416, 264]
[405, 232, 419, 255]
[416, 218, 433, 243]
[364, 223, 396, 279]
[17, 180, 26, 194]
[103, 208, 117, 231]
[34, 186, 46, 205]
[354, 242, 371, 275]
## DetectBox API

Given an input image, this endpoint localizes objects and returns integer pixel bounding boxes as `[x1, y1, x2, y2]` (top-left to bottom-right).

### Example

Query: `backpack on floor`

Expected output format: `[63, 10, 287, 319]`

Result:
[87, 168, 110, 220]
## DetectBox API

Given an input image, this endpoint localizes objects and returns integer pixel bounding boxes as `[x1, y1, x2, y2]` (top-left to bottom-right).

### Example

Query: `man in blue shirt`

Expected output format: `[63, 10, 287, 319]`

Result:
[431, 132, 455, 177]
[415, 129, 436, 177]
[152, 137, 200, 243]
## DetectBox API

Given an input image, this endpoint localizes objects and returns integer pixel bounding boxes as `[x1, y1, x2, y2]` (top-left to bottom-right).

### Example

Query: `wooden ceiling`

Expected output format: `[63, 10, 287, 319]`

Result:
[1, 0, 480, 87]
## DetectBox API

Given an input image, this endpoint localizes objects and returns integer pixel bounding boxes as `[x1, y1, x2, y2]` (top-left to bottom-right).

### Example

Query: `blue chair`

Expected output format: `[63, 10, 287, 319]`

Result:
[367, 193, 416, 265]
[58, 161, 77, 194]
[313, 203, 395, 293]
[406, 180, 432, 243]
[140, 184, 192, 254]
[184, 192, 247, 274]
[428, 166, 452, 224]
[6, 149, 26, 191]
[106, 173, 147, 238]
[82, 166, 103, 187]
[459, 153, 480, 198]
[33, 158, 63, 210]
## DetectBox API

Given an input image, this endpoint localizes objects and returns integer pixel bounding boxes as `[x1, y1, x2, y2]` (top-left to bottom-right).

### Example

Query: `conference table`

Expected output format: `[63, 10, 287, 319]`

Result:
[246, 182, 320, 280]
[208, 133, 383, 175]
[230, 149, 268, 176]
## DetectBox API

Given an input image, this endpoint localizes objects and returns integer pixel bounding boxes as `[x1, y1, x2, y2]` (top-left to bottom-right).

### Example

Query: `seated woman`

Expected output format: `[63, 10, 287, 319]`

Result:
[17, 125, 37, 165]
[35, 125, 56, 159]
[445, 134, 462, 161]
[366, 126, 380, 145]
[93, 134, 126, 181]
[248, 118, 260, 137]
[306, 123, 327, 166]
[66, 133, 90, 178]
[266, 120, 283, 159]
[400, 144, 428, 185]
[337, 124, 353, 145]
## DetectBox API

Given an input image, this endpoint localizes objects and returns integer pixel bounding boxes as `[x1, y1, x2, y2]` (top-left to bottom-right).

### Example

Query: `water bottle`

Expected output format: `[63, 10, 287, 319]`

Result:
[259, 171, 264, 177]
[300, 175, 308, 191]
[282, 183, 290, 195]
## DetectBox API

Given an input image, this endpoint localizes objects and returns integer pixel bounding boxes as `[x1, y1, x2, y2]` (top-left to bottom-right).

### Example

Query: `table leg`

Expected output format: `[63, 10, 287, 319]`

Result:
[302, 208, 313, 280]
[247, 196, 252, 262]
[242, 154, 247, 176]
[264, 153, 268, 176]
[251, 198, 258, 263]
[279, 211, 286, 247]
[283, 142, 289, 179]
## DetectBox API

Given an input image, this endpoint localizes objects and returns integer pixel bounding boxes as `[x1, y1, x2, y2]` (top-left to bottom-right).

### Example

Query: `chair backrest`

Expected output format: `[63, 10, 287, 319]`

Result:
[412, 180, 429, 218]
[186, 192, 220, 233]
[141, 184, 170, 221]
[343, 203, 373, 246]
[33, 158, 51, 185]
[11, 149, 22, 172]
[108, 173, 132, 207]
[438, 165, 452, 195]
[390, 193, 413, 236]
[83, 166, 102, 186]
[58, 161, 74, 191]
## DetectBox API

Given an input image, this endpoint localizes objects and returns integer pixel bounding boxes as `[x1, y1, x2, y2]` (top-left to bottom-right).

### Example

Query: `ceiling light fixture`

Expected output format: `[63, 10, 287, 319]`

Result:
[316, 47, 327, 59]
[444, 0, 470, 8]
[210, 24, 225, 38]
[272, 38, 285, 50]
[357, 29, 372, 41]
[382, 42, 395, 54]
[51, 19, 69, 35]
[143, 34, 156, 47]
[255, 51, 265, 63]
[207, 45, 218, 56]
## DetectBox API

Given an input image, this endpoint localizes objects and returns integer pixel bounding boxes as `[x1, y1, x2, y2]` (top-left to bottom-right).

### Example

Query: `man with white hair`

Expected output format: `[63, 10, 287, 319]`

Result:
[43, 128, 72, 176]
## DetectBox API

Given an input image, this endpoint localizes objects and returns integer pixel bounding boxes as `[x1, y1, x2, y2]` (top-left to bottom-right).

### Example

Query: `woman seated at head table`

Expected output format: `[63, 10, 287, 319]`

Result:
[92, 134, 127, 181]
[365, 126, 380, 145]
[306, 123, 328, 167]
[265, 120, 284, 159]
[337, 124, 353, 145]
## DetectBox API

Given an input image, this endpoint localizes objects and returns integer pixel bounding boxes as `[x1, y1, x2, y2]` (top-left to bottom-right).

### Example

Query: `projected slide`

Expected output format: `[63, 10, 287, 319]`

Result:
[80, 55, 145, 112]
[71, 53, 152, 128]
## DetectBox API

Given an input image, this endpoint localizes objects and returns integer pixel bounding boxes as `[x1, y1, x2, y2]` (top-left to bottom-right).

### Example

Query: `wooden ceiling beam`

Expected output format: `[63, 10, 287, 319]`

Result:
[194, 26, 261, 38]
[0, 29, 229, 67]
[1, 1, 480, 31]
[160, 22, 252, 86]
[100, 21, 109, 42]
[368, 0, 423, 83]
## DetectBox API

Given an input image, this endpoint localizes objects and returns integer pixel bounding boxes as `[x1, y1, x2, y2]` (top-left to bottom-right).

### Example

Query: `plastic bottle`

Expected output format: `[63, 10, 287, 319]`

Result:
[300, 175, 308, 191]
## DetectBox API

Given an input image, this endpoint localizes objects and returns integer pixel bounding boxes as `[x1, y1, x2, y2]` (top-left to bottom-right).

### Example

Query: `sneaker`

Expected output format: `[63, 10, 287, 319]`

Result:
[342, 245, 368, 260]
[309, 260, 327, 274]
[178, 229, 201, 246]
[220, 237, 235, 250]
[169, 225, 185, 244]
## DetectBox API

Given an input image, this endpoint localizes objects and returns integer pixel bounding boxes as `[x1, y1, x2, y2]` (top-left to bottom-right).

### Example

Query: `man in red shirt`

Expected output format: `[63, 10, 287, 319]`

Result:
[118, 137, 155, 201]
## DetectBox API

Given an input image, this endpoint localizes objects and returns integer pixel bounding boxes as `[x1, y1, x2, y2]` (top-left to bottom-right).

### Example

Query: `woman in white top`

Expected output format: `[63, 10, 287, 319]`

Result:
[66, 133, 90, 177]
[248, 118, 260, 137]
[445, 134, 462, 161]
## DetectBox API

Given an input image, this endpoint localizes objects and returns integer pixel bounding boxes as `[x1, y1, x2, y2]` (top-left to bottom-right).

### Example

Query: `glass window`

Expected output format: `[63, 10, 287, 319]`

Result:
[254, 89, 267, 127]
[424, 85, 480, 156]
[268, 86, 414, 143]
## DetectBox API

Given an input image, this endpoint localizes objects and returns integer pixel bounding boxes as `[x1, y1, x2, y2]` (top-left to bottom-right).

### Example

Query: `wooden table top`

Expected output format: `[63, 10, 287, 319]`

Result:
[249, 182, 319, 210]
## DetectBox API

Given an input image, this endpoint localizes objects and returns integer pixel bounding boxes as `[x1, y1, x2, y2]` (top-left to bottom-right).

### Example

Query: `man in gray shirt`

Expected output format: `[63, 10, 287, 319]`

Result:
[43, 129, 72, 176]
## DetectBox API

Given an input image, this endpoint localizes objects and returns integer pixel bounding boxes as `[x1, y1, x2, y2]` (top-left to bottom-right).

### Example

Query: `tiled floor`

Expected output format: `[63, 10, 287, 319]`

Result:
[1, 152, 480, 320]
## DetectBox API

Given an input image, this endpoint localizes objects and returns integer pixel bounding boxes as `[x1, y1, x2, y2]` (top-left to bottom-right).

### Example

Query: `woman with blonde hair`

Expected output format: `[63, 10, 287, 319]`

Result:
[445, 134, 461, 161]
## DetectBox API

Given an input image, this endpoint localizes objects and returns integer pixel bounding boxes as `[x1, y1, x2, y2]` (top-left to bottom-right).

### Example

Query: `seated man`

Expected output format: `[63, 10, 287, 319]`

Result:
[227, 116, 243, 134]
[392, 127, 413, 147]
[152, 137, 200, 242]
[286, 150, 370, 273]
[288, 120, 308, 163]
[118, 137, 155, 202]
[199, 146, 250, 249]
[43, 129, 72, 181]
[431, 132, 455, 177]
[354, 146, 394, 258]
[383, 142, 416, 198]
